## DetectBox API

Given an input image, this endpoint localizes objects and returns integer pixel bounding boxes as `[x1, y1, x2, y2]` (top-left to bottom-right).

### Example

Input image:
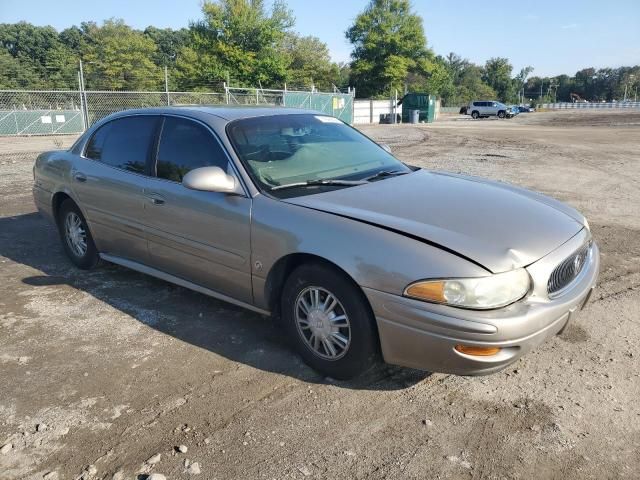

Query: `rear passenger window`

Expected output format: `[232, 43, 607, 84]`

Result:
[156, 117, 228, 182]
[85, 116, 157, 174]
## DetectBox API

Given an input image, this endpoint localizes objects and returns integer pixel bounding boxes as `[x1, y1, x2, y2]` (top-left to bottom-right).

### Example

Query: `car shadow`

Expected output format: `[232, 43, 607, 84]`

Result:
[1, 212, 430, 391]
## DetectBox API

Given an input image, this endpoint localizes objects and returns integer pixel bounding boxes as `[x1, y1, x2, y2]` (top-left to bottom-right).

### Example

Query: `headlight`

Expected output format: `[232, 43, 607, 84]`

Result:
[404, 268, 531, 310]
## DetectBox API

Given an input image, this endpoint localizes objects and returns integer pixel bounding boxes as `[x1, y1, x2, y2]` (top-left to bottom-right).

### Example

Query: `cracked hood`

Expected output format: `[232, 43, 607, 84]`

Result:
[283, 169, 585, 273]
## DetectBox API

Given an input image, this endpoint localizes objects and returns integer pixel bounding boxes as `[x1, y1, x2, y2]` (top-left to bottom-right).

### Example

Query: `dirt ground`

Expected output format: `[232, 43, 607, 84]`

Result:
[0, 110, 639, 479]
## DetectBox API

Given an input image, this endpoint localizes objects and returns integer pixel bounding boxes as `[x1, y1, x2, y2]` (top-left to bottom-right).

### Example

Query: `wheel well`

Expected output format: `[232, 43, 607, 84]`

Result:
[52, 192, 73, 222]
[264, 253, 380, 353]
[265, 253, 369, 318]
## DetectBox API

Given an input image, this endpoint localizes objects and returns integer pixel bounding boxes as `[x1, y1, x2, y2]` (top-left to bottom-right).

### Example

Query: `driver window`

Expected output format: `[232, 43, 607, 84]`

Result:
[156, 117, 228, 182]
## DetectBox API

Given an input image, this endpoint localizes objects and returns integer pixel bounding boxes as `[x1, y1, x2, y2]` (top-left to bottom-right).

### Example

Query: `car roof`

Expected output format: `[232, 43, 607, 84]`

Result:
[108, 106, 324, 122]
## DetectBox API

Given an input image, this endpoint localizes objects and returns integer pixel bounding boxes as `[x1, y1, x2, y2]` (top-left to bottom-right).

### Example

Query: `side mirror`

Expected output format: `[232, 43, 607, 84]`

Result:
[379, 143, 392, 154]
[182, 166, 243, 195]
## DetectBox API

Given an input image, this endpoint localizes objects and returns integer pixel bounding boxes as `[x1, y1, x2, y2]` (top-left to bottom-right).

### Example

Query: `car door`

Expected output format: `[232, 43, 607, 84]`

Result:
[72, 115, 160, 262]
[143, 115, 253, 304]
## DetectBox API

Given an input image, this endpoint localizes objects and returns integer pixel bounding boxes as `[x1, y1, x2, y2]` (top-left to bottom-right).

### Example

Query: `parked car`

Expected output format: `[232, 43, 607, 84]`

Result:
[518, 105, 535, 113]
[33, 107, 599, 379]
[506, 105, 520, 118]
[467, 100, 509, 119]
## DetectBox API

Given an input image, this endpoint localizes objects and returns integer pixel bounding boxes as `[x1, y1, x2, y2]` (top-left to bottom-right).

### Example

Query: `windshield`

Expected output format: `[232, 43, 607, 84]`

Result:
[226, 114, 410, 195]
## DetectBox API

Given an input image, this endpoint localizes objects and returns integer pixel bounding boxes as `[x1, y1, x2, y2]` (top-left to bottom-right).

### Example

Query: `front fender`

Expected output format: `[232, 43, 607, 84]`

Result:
[250, 194, 487, 310]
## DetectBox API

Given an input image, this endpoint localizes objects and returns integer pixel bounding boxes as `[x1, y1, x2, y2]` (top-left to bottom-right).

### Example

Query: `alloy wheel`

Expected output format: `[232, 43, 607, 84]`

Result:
[295, 286, 351, 360]
[64, 211, 87, 257]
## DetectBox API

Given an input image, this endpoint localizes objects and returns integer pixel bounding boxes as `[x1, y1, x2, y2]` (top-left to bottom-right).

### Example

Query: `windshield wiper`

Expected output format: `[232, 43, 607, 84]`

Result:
[362, 170, 409, 182]
[270, 179, 367, 191]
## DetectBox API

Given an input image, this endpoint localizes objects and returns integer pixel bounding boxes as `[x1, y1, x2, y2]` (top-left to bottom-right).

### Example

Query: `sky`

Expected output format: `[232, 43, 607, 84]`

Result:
[1, 0, 639, 77]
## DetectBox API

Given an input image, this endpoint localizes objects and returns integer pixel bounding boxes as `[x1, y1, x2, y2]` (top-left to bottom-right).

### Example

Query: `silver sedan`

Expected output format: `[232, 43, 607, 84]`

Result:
[32, 107, 599, 379]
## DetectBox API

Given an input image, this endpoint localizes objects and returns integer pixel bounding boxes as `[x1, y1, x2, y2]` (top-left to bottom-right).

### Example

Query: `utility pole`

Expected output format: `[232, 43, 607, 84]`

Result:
[78, 59, 89, 130]
[164, 66, 170, 106]
[625, 74, 635, 102]
[540, 80, 543, 101]
[77, 71, 85, 131]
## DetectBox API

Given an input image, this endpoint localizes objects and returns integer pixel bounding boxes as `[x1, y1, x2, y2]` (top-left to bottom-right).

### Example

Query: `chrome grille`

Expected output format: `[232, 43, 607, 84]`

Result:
[547, 241, 591, 297]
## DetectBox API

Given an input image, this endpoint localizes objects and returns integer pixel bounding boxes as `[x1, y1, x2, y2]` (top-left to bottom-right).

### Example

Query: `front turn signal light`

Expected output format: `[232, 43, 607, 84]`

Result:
[455, 345, 501, 356]
[404, 281, 446, 303]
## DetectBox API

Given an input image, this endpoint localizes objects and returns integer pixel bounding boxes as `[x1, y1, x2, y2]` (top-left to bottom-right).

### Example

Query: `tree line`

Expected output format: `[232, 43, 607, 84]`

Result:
[1, 0, 638, 105]
[0, 1, 348, 93]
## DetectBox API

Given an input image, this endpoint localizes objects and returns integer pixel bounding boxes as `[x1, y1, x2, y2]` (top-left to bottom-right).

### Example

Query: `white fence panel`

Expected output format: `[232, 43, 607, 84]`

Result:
[541, 102, 640, 110]
[353, 99, 402, 124]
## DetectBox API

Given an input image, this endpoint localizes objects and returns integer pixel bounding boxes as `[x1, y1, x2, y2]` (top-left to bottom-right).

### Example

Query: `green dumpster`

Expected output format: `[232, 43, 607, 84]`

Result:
[398, 93, 437, 123]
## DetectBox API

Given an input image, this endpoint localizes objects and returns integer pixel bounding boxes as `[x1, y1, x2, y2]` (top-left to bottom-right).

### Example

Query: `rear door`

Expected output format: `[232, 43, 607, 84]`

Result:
[143, 115, 253, 303]
[73, 115, 159, 262]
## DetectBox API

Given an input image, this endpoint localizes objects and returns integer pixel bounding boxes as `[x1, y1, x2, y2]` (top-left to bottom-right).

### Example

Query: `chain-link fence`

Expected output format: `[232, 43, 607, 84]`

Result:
[0, 86, 354, 136]
[0, 90, 85, 135]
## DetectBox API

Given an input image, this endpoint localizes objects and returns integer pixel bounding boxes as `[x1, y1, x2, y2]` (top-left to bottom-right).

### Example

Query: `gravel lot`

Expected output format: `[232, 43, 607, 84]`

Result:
[0, 110, 639, 479]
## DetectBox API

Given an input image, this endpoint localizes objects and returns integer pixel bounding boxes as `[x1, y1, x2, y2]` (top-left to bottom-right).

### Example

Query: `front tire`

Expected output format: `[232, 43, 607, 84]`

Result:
[57, 199, 101, 270]
[281, 263, 379, 380]
[498, 110, 506, 118]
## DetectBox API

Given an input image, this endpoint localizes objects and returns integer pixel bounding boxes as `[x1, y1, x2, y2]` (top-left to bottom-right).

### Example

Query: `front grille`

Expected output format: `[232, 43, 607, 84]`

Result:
[547, 241, 591, 297]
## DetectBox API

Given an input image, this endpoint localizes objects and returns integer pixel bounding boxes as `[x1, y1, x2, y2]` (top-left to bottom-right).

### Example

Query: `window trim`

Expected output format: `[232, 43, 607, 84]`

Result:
[79, 112, 248, 197]
[150, 113, 249, 197]
[80, 114, 162, 178]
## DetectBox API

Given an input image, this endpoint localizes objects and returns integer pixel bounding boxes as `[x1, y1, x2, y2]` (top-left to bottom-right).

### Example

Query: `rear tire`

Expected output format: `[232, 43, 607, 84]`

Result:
[281, 263, 379, 380]
[57, 199, 101, 270]
[471, 111, 479, 119]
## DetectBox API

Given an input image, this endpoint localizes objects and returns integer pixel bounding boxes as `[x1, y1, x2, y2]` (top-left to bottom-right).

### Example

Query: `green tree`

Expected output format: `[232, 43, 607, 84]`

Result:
[82, 19, 162, 90]
[144, 26, 189, 69]
[346, 0, 431, 98]
[0, 49, 43, 88]
[335, 62, 351, 90]
[282, 33, 339, 90]
[456, 64, 497, 104]
[438, 53, 498, 105]
[0, 22, 77, 88]
[443, 52, 470, 83]
[179, 0, 294, 88]
[424, 56, 454, 97]
[482, 57, 515, 102]
[513, 66, 533, 102]
[59, 24, 91, 57]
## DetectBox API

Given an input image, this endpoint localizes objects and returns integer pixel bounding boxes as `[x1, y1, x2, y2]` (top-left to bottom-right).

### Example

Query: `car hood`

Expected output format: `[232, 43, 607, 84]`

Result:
[282, 170, 584, 273]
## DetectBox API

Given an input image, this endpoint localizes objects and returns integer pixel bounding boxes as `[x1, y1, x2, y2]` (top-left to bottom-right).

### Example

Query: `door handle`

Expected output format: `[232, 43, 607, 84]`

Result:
[73, 172, 87, 182]
[145, 193, 165, 206]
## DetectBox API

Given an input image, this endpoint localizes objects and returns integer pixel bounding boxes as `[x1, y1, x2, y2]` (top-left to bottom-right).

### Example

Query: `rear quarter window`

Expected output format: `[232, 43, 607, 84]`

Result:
[85, 116, 158, 174]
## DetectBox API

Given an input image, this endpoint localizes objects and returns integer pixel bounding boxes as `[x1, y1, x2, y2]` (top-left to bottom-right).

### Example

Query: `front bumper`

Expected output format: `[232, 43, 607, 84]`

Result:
[364, 230, 599, 375]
